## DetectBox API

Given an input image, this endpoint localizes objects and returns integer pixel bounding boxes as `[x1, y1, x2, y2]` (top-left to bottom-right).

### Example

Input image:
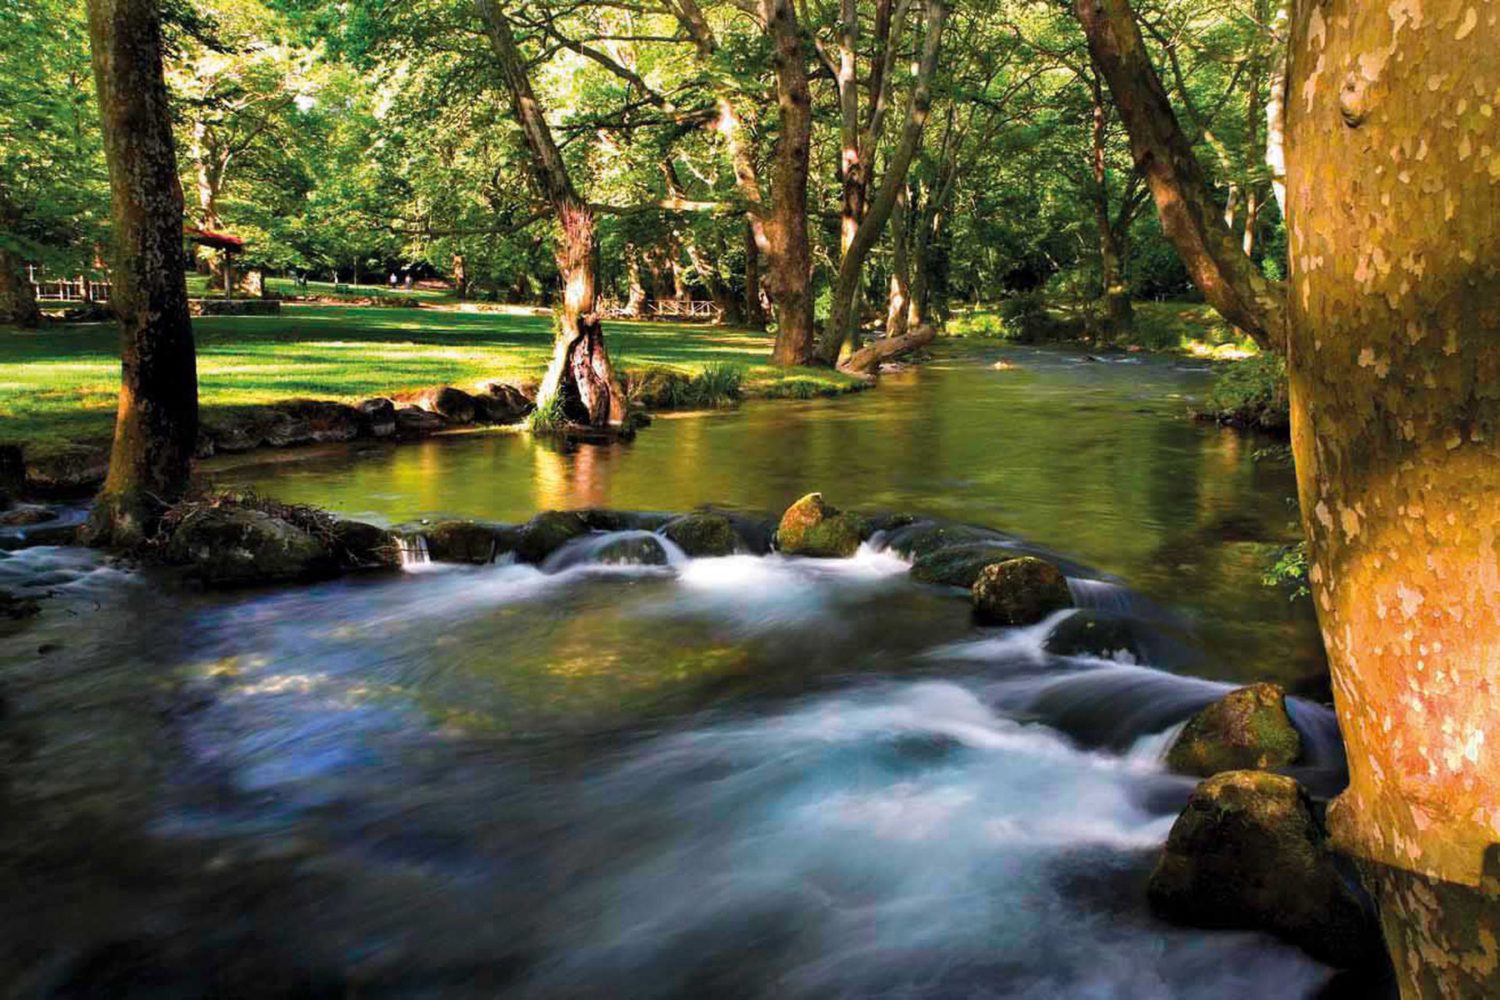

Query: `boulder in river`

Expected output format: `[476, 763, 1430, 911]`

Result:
[661, 513, 740, 557]
[477, 383, 534, 424]
[426, 387, 477, 424]
[776, 493, 866, 558]
[1166, 682, 1302, 777]
[356, 398, 397, 437]
[884, 521, 1008, 561]
[515, 511, 592, 564]
[165, 507, 338, 587]
[1043, 610, 1141, 661]
[395, 406, 446, 437]
[1149, 770, 1381, 968]
[423, 520, 517, 564]
[911, 543, 1020, 588]
[971, 556, 1073, 625]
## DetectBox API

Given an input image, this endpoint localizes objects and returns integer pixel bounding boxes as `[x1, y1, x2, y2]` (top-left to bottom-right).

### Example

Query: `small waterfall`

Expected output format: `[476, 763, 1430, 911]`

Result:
[540, 530, 688, 574]
[1065, 578, 1139, 615]
[396, 533, 431, 569]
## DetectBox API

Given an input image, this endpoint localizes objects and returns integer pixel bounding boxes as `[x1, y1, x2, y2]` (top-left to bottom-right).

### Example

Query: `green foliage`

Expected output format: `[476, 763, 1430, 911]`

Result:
[1263, 542, 1310, 600]
[1200, 353, 1290, 432]
[947, 311, 1008, 339]
[528, 390, 568, 432]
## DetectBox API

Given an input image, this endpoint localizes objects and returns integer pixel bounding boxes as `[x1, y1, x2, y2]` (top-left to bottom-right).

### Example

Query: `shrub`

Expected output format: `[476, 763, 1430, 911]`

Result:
[1263, 541, 1310, 599]
[948, 311, 1008, 339]
[1198, 352, 1289, 432]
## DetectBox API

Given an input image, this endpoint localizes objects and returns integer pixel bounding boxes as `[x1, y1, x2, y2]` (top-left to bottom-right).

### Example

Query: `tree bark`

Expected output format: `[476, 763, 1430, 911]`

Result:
[476, 0, 624, 427]
[0, 250, 41, 328]
[83, 0, 198, 547]
[817, 0, 946, 364]
[762, 0, 816, 366]
[743, 218, 766, 329]
[1072, 0, 1285, 349]
[840, 323, 935, 375]
[885, 185, 911, 339]
[1285, 0, 1500, 989]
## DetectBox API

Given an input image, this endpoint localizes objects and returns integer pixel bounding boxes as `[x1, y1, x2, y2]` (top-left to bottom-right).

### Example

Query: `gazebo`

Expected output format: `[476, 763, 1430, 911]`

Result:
[184, 226, 247, 298]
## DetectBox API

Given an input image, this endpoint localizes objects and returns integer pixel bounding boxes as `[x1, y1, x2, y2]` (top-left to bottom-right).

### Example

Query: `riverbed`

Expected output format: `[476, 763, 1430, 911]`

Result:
[0, 344, 1353, 996]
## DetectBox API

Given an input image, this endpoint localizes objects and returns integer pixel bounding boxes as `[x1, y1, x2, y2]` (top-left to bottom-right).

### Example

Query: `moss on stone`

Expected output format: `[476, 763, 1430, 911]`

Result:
[775, 493, 866, 558]
[515, 511, 591, 564]
[661, 513, 740, 557]
[1166, 682, 1302, 777]
[971, 557, 1073, 625]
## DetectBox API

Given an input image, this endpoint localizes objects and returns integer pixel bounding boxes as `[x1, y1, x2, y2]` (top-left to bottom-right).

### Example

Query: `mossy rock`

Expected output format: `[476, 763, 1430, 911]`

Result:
[1043, 610, 1141, 661]
[1149, 770, 1381, 967]
[593, 534, 670, 566]
[165, 507, 337, 587]
[883, 521, 1007, 561]
[515, 511, 592, 564]
[661, 513, 740, 557]
[775, 493, 866, 558]
[422, 520, 517, 565]
[330, 520, 401, 571]
[1166, 682, 1302, 777]
[910, 544, 1019, 588]
[971, 557, 1073, 625]
[578, 509, 673, 533]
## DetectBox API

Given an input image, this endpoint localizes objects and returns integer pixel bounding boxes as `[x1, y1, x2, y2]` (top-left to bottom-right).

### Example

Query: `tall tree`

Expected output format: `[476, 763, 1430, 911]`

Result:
[84, 0, 199, 546]
[475, 0, 626, 428]
[1076, 0, 1500, 988]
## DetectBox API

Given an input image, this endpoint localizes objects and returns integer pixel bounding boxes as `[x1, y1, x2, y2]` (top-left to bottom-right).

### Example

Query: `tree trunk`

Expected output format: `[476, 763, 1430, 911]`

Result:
[818, 0, 946, 364]
[886, 186, 911, 339]
[476, 0, 624, 427]
[1072, 0, 1285, 348]
[1098, 220, 1132, 338]
[452, 253, 467, 299]
[743, 219, 766, 329]
[762, 0, 816, 367]
[1286, 1, 1500, 990]
[841, 323, 935, 375]
[0, 250, 41, 328]
[83, 0, 198, 547]
[625, 245, 646, 317]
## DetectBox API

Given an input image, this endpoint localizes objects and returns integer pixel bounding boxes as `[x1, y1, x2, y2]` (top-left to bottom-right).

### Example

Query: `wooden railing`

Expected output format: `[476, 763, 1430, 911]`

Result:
[599, 297, 722, 322]
[30, 272, 112, 303]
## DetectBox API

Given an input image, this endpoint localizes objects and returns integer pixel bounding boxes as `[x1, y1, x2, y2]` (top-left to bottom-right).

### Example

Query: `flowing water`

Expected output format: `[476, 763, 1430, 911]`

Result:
[0, 345, 1357, 997]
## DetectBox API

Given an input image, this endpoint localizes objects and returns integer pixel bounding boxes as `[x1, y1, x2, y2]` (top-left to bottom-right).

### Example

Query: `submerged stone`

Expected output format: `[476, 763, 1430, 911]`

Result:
[1166, 682, 1302, 777]
[910, 544, 1019, 588]
[776, 493, 866, 558]
[1044, 610, 1141, 661]
[884, 522, 1007, 561]
[971, 557, 1072, 625]
[661, 513, 740, 557]
[515, 511, 592, 564]
[476, 383, 533, 424]
[593, 534, 669, 566]
[165, 508, 337, 587]
[422, 520, 517, 564]
[1149, 770, 1381, 968]
[0, 588, 41, 620]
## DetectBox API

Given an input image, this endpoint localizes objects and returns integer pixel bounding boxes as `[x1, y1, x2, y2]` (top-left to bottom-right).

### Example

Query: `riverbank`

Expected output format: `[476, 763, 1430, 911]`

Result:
[0, 305, 865, 496]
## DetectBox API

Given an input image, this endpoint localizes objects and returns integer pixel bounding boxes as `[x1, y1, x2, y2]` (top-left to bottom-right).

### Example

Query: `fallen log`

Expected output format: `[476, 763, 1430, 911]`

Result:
[838, 324, 937, 375]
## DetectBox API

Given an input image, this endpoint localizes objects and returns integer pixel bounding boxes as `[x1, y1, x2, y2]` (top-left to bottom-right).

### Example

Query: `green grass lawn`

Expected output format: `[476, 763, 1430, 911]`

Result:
[183, 275, 457, 302]
[0, 304, 858, 461]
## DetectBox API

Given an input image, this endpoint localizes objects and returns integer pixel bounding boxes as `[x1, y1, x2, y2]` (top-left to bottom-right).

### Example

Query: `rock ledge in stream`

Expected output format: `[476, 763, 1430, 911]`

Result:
[775, 493, 866, 558]
[911, 544, 1020, 588]
[661, 513, 740, 557]
[515, 511, 592, 564]
[421, 520, 518, 564]
[971, 557, 1072, 625]
[165, 507, 340, 587]
[1043, 610, 1141, 661]
[1166, 682, 1301, 777]
[1149, 770, 1381, 968]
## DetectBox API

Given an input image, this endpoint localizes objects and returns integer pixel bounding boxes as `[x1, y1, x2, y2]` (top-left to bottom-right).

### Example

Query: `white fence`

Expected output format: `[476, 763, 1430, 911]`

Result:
[600, 297, 722, 322]
[29, 268, 112, 303]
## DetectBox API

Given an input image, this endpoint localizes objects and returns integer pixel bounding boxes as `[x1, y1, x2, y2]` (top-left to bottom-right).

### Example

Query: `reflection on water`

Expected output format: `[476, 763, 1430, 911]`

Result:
[0, 346, 1345, 996]
[210, 345, 1321, 685]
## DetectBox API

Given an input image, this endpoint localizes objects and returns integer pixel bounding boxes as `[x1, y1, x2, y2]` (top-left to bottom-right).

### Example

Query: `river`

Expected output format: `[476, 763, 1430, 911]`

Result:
[0, 344, 1359, 996]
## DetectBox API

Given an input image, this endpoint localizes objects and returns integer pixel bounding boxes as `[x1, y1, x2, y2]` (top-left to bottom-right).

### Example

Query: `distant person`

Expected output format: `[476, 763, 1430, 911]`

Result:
[389, 272, 398, 288]
[404, 274, 413, 291]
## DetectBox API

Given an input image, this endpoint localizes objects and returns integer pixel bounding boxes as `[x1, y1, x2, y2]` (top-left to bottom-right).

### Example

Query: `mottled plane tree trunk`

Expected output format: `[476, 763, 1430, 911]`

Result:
[1285, 1, 1500, 992]
[84, 0, 199, 546]
[1076, 0, 1500, 990]
[476, 0, 624, 427]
